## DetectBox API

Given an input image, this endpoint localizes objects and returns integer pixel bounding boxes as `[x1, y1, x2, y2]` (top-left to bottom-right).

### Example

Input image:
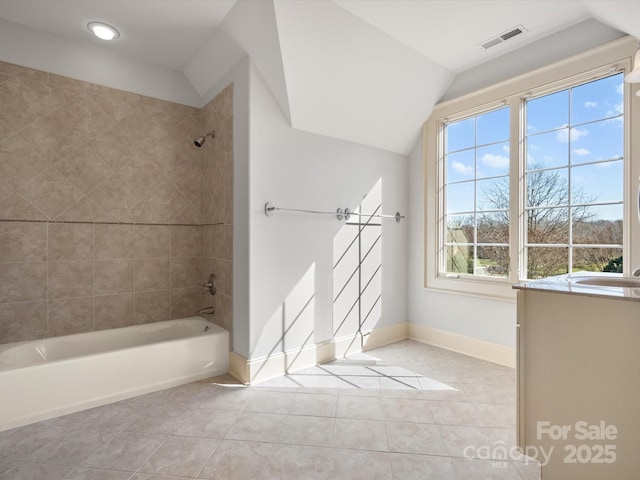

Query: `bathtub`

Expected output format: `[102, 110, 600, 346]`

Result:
[0, 317, 229, 431]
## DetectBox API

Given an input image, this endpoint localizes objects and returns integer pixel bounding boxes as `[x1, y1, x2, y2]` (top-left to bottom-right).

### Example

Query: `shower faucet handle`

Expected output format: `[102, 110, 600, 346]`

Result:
[201, 274, 217, 295]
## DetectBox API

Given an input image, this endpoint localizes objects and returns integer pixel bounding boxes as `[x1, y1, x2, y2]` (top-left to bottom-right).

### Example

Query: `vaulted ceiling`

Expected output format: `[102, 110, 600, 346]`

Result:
[0, 0, 637, 154]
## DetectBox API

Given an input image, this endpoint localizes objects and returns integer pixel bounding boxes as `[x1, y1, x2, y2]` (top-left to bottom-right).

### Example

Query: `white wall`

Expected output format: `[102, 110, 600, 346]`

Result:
[245, 61, 408, 360]
[0, 18, 201, 107]
[407, 132, 516, 348]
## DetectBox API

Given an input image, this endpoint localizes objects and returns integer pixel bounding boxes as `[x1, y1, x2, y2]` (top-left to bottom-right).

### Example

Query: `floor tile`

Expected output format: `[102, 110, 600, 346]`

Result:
[81, 431, 166, 471]
[429, 401, 485, 426]
[439, 424, 504, 458]
[326, 448, 393, 480]
[198, 440, 273, 480]
[174, 409, 237, 439]
[124, 404, 191, 434]
[390, 453, 458, 480]
[0, 462, 73, 480]
[336, 395, 383, 420]
[62, 468, 132, 480]
[137, 435, 218, 477]
[289, 393, 337, 417]
[278, 415, 334, 447]
[475, 402, 516, 429]
[244, 391, 295, 414]
[197, 387, 254, 411]
[382, 397, 434, 423]
[262, 444, 332, 480]
[332, 418, 388, 451]
[24, 429, 117, 465]
[0, 425, 70, 460]
[224, 412, 286, 443]
[385, 421, 448, 455]
[452, 457, 526, 479]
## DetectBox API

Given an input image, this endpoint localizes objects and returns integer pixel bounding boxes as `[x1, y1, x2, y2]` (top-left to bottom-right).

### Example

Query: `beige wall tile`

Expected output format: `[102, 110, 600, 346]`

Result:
[48, 297, 94, 337]
[0, 301, 47, 343]
[94, 293, 134, 330]
[135, 225, 171, 258]
[170, 288, 201, 320]
[135, 258, 170, 292]
[0, 221, 46, 262]
[210, 224, 224, 258]
[95, 224, 134, 259]
[171, 226, 200, 258]
[95, 259, 134, 295]
[0, 76, 50, 131]
[0, 66, 234, 341]
[48, 223, 93, 261]
[170, 257, 200, 289]
[0, 134, 50, 190]
[0, 193, 48, 221]
[0, 262, 47, 303]
[87, 170, 133, 222]
[134, 290, 170, 325]
[48, 261, 94, 299]
[55, 148, 115, 194]
[18, 167, 85, 220]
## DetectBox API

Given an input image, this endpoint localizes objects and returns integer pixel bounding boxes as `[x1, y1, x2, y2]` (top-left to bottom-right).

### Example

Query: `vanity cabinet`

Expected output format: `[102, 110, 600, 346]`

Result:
[516, 287, 640, 480]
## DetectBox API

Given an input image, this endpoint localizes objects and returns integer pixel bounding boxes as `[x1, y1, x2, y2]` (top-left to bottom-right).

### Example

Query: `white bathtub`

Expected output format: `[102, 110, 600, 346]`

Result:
[0, 317, 229, 431]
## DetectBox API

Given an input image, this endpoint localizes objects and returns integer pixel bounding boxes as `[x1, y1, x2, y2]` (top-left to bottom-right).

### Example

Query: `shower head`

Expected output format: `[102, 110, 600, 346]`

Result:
[194, 130, 215, 148]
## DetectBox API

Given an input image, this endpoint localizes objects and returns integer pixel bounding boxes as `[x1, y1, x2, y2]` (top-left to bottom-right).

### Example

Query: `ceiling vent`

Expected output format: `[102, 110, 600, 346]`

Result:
[480, 25, 527, 50]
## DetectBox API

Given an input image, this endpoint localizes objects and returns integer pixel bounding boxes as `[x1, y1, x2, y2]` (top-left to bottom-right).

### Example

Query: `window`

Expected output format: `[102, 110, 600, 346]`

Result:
[425, 39, 637, 298]
[444, 106, 510, 278]
[524, 74, 623, 279]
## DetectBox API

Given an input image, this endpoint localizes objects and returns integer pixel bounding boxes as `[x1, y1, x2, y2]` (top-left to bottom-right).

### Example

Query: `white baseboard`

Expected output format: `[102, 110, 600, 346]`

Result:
[408, 322, 516, 368]
[229, 321, 514, 384]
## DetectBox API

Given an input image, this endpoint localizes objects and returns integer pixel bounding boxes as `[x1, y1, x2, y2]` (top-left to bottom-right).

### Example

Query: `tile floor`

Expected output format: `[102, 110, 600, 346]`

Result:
[0, 340, 540, 480]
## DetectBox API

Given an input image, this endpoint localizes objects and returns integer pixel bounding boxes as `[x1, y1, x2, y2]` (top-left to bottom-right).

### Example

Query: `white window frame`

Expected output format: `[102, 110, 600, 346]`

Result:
[424, 37, 639, 300]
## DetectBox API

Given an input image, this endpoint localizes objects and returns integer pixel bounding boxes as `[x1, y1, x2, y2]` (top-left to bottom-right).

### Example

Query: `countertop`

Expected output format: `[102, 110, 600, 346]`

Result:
[513, 272, 640, 303]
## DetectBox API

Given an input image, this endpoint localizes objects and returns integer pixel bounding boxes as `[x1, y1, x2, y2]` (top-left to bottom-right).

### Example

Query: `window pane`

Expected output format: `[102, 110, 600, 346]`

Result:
[570, 119, 623, 164]
[445, 149, 474, 183]
[572, 204, 623, 245]
[571, 74, 624, 125]
[527, 247, 568, 279]
[573, 247, 623, 273]
[446, 214, 474, 243]
[571, 160, 623, 205]
[526, 168, 569, 208]
[526, 130, 569, 170]
[477, 142, 510, 178]
[477, 107, 509, 145]
[445, 117, 474, 153]
[477, 212, 509, 243]
[477, 176, 509, 211]
[446, 245, 473, 274]
[526, 90, 569, 134]
[476, 246, 509, 277]
[446, 181, 474, 213]
[527, 207, 569, 244]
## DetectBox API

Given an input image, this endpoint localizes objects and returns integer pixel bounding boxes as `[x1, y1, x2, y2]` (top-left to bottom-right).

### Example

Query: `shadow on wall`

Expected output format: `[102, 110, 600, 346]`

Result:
[249, 179, 384, 379]
[333, 179, 382, 343]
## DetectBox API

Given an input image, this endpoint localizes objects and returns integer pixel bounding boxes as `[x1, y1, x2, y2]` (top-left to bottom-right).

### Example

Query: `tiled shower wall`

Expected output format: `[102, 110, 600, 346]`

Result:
[0, 61, 233, 344]
[198, 86, 234, 340]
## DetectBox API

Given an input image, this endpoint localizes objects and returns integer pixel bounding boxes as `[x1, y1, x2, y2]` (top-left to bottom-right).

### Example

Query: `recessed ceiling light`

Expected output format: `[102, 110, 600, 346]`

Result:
[87, 22, 120, 41]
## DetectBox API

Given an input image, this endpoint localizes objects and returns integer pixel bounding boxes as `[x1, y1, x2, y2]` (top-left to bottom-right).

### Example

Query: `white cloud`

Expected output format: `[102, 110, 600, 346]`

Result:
[572, 148, 591, 156]
[452, 161, 473, 176]
[584, 101, 598, 108]
[502, 145, 510, 154]
[616, 82, 624, 95]
[480, 153, 509, 169]
[556, 127, 588, 143]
